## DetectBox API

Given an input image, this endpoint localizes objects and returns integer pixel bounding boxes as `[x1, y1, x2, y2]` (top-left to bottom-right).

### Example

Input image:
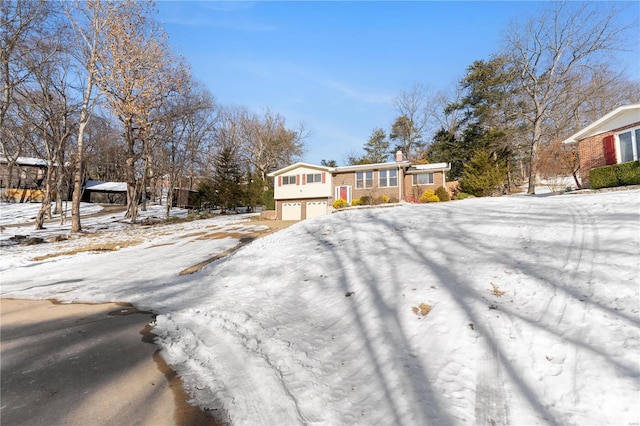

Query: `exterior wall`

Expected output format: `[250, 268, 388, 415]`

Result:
[274, 197, 329, 220]
[333, 168, 405, 202]
[578, 121, 640, 187]
[273, 166, 332, 200]
[403, 171, 447, 202]
[0, 163, 46, 190]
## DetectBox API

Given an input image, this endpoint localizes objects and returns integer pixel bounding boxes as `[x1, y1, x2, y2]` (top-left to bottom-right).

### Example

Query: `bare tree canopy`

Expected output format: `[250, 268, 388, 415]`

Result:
[504, 1, 635, 193]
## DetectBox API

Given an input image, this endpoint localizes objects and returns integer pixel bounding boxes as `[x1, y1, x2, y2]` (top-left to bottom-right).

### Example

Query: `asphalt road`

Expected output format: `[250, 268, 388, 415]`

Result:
[0, 299, 221, 426]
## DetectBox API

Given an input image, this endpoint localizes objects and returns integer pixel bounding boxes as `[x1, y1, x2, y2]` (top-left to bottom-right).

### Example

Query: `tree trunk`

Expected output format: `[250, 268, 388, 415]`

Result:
[34, 161, 54, 230]
[71, 122, 87, 232]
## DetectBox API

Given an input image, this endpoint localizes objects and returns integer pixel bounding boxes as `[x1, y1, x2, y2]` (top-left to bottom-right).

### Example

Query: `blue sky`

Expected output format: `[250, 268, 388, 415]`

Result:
[156, 1, 640, 165]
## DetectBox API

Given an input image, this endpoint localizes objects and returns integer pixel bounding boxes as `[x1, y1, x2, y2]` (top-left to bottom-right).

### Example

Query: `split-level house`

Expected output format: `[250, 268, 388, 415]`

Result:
[268, 152, 451, 220]
[563, 104, 640, 187]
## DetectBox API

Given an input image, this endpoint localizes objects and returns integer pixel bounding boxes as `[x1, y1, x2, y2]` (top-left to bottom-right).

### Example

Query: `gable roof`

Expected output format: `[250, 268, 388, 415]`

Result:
[563, 104, 640, 144]
[267, 162, 334, 177]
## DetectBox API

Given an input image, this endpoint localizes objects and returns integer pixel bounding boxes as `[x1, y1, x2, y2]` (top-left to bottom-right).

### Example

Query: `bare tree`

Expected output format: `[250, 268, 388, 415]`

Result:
[95, 0, 186, 222]
[504, 1, 634, 194]
[0, 0, 52, 200]
[63, 0, 124, 232]
[17, 34, 78, 229]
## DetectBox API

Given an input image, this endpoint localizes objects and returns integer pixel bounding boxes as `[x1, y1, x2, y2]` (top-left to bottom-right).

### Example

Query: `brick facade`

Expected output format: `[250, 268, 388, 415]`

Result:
[578, 121, 640, 187]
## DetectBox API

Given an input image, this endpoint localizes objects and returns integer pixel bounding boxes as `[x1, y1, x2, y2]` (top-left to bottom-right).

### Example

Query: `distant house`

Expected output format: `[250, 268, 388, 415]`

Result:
[0, 156, 49, 202]
[267, 152, 451, 220]
[82, 180, 127, 205]
[563, 104, 640, 187]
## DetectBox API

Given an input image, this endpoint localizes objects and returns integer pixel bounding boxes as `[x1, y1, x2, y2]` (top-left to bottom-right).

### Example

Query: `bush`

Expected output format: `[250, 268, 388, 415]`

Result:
[590, 160, 640, 189]
[332, 199, 348, 209]
[419, 189, 440, 203]
[378, 194, 390, 204]
[351, 198, 362, 206]
[616, 161, 640, 185]
[454, 192, 474, 200]
[359, 195, 372, 205]
[389, 197, 399, 203]
[434, 186, 450, 202]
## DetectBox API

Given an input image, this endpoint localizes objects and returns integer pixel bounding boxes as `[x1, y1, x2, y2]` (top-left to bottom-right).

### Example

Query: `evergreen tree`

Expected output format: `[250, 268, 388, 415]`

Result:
[212, 146, 244, 212]
[363, 128, 390, 163]
[460, 149, 506, 197]
[320, 159, 337, 167]
[389, 115, 425, 160]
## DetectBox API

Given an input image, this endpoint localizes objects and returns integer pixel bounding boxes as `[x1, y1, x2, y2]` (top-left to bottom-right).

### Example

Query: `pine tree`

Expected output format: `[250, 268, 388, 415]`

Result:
[212, 147, 244, 213]
[363, 128, 390, 163]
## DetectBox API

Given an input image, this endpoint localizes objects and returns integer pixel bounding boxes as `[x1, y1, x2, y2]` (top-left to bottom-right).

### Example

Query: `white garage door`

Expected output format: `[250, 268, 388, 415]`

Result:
[282, 202, 302, 220]
[306, 201, 328, 219]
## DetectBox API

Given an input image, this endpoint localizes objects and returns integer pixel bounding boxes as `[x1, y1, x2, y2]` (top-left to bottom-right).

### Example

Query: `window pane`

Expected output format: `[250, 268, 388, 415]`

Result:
[380, 170, 388, 187]
[365, 171, 373, 188]
[619, 131, 633, 163]
[635, 129, 640, 161]
[389, 169, 397, 186]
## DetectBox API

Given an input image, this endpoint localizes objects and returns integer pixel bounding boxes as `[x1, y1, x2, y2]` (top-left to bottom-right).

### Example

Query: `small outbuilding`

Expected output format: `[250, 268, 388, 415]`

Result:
[82, 180, 127, 205]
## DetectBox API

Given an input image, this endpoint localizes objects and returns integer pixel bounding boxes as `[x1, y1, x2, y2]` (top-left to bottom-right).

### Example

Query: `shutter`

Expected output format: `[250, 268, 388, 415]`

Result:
[321, 172, 325, 184]
[603, 135, 616, 165]
[296, 174, 300, 185]
[302, 174, 306, 185]
[278, 176, 282, 186]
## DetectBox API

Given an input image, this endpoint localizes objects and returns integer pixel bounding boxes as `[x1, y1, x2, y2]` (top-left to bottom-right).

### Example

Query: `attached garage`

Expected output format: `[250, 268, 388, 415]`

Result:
[306, 201, 328, 219]
[282, 202, 302, 220]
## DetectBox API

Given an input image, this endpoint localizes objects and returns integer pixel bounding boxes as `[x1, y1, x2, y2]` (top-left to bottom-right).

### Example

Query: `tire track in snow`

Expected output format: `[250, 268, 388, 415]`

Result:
[474, 328, 508, 426]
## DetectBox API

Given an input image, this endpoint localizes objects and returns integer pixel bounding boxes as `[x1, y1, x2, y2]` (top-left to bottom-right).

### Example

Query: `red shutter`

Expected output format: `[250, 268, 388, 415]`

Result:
[296, 174, 300, 185]
[302, 174, 306, 185]
[603, 135, 616, 165]
[278, 176, 282, 186]
[321, 172, 325, 184]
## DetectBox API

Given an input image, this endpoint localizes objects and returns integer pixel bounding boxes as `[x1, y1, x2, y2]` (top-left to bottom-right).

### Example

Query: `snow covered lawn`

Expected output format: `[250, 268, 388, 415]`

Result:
[1, 191, 639, 425]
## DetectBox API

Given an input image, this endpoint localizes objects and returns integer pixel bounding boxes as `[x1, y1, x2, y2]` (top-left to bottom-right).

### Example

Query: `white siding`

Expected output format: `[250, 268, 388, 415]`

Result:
[274, 166, 332, 200]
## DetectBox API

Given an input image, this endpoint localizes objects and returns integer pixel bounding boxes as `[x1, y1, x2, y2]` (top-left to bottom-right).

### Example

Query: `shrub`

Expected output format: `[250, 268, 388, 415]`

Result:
[359, 195, 372, 205]
[351, 198, 362, 206]
[454, 192, 474, 200]
[419, 189, 440, 203]
[378, 194, 390, 204]
[434, 186, 450, 202]
[332, 199, 348, 209]
[389, 197, 399, 203]
[616, 161, 640, 185]
[590, 160, 640, 189]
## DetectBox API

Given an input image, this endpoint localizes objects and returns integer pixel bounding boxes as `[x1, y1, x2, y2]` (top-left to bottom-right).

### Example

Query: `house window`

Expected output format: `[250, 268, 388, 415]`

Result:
[282, 175, 296, 185]
[379, 169, 398, 187]
[306, 173, 322, 183]
[356, 171, 373, 189]
[618, 127, 640, 163]
[413, 173, 433, 185]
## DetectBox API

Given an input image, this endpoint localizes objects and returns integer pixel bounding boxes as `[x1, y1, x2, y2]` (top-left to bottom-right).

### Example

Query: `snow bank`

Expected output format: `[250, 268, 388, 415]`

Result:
[1, 191, 639, 425]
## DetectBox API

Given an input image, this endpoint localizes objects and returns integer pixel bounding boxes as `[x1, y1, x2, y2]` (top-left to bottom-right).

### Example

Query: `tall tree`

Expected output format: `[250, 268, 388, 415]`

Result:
[212, 146, 244, 213]
[363, 128, 390, 163]
[504, 1, 632, 194]
[0, 0, 53, 201]
[64, 0, 123, 232]
[95, 0, 186, 222]
[389, 115, 424, 160]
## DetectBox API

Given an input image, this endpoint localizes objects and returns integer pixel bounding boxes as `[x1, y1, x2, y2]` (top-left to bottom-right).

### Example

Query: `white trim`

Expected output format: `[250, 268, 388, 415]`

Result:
[563, 104, 640, 144]
[616, 125, 640, 163]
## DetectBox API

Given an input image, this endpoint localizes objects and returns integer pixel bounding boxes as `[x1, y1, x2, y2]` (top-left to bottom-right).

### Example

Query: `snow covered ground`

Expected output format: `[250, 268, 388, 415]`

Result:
[1, 191, 639, 425]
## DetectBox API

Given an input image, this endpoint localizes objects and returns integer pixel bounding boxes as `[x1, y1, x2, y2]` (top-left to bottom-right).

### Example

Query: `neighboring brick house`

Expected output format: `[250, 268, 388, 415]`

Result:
[563, 104, 640, 187]
[268, 152, 451, 220]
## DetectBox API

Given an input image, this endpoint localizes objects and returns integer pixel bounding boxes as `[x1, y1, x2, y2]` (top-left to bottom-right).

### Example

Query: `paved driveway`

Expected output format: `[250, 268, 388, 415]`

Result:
[0, 299, 220, 426]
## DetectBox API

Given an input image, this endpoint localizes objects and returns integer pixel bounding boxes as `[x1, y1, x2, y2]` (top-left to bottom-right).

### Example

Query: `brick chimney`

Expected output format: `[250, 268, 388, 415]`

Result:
[395, 150, 403, 162]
